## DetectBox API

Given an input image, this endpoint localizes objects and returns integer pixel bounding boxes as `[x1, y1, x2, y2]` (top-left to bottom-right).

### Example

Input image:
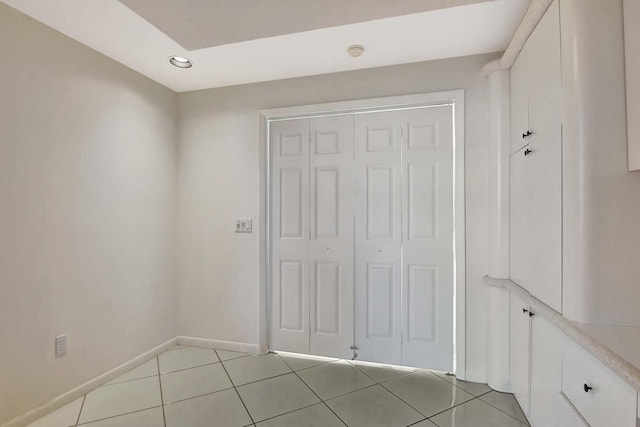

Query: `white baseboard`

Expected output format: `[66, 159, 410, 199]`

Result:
[176, 336, 261, 355]
[2, 337, 177, 427]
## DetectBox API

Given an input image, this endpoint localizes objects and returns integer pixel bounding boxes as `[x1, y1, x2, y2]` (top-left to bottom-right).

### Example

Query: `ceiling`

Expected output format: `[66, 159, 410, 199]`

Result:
[2, 0, 530, 92]
[117, 0, 489, 50]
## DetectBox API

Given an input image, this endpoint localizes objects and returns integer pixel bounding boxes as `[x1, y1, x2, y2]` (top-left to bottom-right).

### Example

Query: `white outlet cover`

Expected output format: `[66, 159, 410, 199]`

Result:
[55, 334, 68, 358]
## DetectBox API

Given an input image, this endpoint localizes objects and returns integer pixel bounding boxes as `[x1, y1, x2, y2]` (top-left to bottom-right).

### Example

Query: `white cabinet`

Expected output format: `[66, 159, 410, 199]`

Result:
[562, 340, 637, 427]
[509, 292, 531, 416]
[509, 0, 563, 313]
[510, 39, 531, 155]
[510, 128, 562, 312]
[529, 313, 587, 427]
[505, 287, 638, 427]
[510, 0, 561, 155]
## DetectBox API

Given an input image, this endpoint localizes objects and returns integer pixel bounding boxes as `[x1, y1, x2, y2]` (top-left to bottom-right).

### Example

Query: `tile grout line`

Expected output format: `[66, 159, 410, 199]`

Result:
[156, 356, 168, 427]
[103, 373, 159, 387]
[427, 395, 481, 421]
[61, 347, 519, 427]
[347, 360, 423, 385]
[75, 406, 164, 426]
[159, 360, 221, 376]
[377, 380, 434, 419]
[73, 394, 86, 427]
[249, 401, 324, 425]
[369, 368, 496, 421]
[161, 386, 236, 406]
[339, 361, 432, 424]
[216, 349, 257, 426]
[276, 353, 349, 427]
[475, 393, 530, 425]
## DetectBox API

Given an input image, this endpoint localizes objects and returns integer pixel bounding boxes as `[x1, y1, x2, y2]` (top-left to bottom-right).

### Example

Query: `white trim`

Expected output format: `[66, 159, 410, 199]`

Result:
[1, 338, 177, 427]
[258, 90, 467, 377]
[482, 0, 554, 76]
[176, 336, 261, 355]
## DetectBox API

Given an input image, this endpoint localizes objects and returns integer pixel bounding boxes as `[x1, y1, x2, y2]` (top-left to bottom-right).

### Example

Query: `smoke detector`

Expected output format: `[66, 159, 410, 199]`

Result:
[347, 45, 365, 58]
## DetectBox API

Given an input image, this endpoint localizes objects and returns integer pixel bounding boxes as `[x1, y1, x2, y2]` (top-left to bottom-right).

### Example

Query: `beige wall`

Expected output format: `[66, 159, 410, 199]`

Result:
[177, 52, 498, 382]
[0, 4, 178, 423]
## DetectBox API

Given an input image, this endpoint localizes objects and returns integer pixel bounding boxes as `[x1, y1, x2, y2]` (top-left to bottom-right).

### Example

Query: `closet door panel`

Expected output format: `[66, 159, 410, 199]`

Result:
[271, 119, 310, 354]
[354, 111, 402, 365]
[309, 115, 355, 358]
[400, 106, 454, 371]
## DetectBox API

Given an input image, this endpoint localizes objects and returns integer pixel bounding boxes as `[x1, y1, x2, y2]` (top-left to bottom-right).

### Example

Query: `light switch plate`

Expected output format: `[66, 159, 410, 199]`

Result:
[235, 217, 252, 233]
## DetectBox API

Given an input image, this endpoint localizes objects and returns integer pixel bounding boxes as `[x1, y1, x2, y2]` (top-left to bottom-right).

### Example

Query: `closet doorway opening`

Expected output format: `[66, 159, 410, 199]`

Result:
[258, 91, 466, 377]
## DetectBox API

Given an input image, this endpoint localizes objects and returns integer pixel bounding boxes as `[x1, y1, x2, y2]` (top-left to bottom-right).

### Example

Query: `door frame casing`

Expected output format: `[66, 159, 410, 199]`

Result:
[257, 90, 467, 379]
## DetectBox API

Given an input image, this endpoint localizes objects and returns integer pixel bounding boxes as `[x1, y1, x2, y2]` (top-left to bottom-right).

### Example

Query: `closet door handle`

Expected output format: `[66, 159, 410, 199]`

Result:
[522, 130, 533, 139]
[583, 383, 593, 393]
[524, 148, 532, 156]
[522, 308, 529, 315]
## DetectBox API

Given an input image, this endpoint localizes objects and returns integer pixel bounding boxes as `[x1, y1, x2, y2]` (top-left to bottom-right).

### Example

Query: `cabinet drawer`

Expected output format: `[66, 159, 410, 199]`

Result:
[553, 392, 589, 427]
[561, 341, 636, 427]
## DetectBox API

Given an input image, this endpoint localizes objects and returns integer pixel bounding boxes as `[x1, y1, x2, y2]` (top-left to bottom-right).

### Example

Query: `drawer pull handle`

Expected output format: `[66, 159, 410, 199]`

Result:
[583, 383, 593, 393]
[524, 148, 532, 156]
[528, 311, 535, 317]
[522, 308, 529, 315]
[522, 130, 533, 139]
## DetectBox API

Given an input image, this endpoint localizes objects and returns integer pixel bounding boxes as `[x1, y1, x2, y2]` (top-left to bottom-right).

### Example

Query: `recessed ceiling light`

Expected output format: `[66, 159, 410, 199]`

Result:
[347, 45, 365, 58]
[169, 56, 193, 69]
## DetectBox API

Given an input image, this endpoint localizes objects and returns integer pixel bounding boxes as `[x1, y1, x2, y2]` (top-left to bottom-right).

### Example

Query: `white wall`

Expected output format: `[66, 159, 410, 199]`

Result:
[0, 4, 178, 424]
[177, 52, 497, 381]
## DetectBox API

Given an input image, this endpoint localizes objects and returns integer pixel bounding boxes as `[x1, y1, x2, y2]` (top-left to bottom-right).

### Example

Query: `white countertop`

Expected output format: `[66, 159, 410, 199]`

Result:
[485, 276, 640, 392]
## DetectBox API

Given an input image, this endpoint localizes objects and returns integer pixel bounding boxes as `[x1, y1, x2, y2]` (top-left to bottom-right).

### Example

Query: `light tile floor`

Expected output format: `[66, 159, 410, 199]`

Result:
[28, 346, 529, 427]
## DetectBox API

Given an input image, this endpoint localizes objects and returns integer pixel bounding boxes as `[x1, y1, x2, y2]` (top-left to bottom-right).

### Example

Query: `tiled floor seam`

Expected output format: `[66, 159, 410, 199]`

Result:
[214, 348, 252, 362]
[249, 401, 321, 425]
[407, 418, 430, 427]
[477, 396, 530, 425]
[375, 380, 436, 419]
[160, 360, 221, 375]
[421, 397, 488, 425]
[217, 354, 256, 425]
[226, 369, 292, 387]
[156, 357, 168, 427]
[162, 385, 236, 406]
[277, 353, 348, 427]
[76, 405, 163, 426]
[425, 370, 491, 396]
[105, 373, 159, 387]
[73, 395, 86, 427]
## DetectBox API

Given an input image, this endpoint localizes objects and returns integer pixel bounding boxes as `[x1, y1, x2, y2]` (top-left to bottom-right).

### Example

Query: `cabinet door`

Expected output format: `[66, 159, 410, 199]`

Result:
[510, 41, 531, 154]
[509, 292, 531, 416]
[527, 0, 562, 137]
[526, 126, 562, 312]
[509, 145, 531, 291]
[530, 315, 564, 426]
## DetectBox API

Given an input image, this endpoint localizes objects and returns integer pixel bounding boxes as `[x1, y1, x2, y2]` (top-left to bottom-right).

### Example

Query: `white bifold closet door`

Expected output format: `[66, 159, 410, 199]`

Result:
[354, 106, 454, 371]
[270, 105, 454, 370]
[270, 115, 354, 359]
